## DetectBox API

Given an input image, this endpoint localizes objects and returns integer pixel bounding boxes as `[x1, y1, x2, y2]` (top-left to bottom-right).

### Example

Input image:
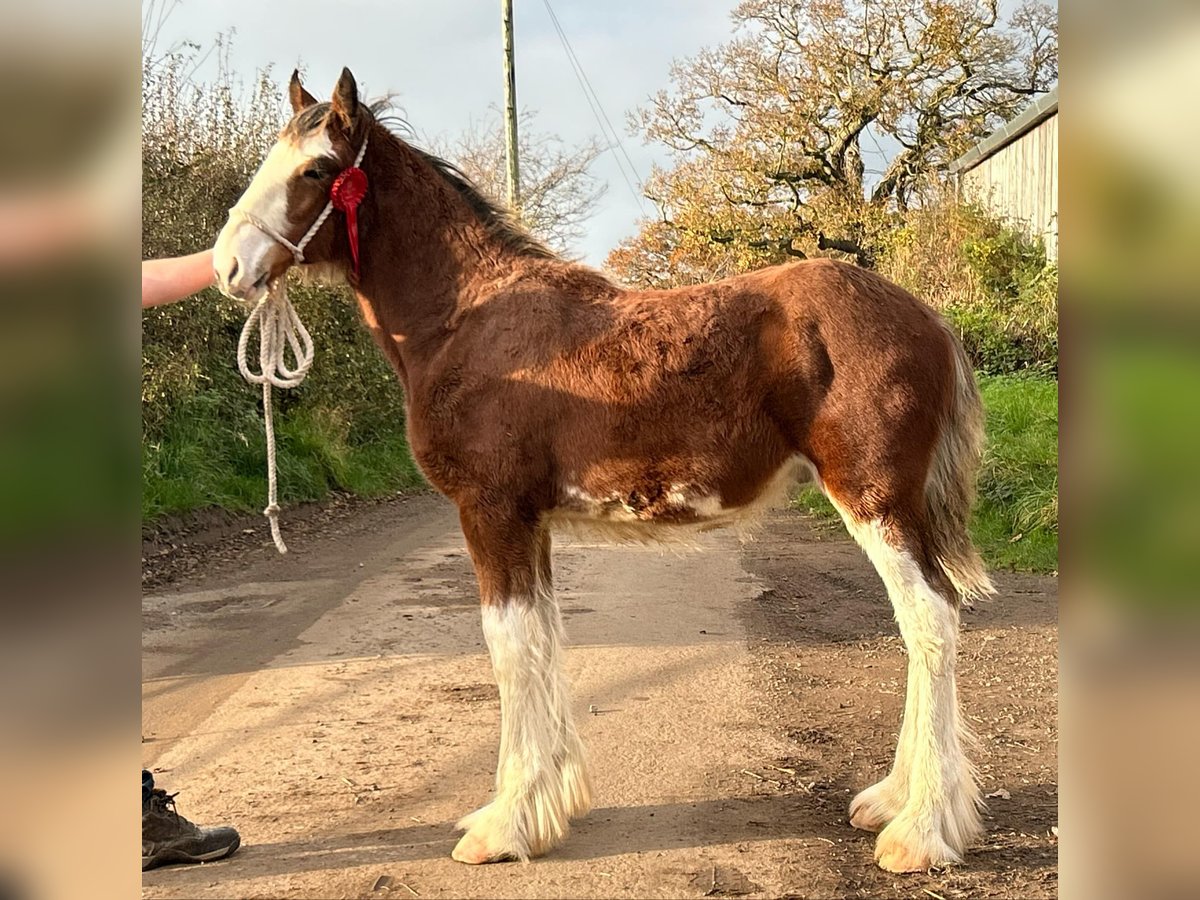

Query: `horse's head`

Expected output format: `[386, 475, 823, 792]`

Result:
[214, 68, 370, 302]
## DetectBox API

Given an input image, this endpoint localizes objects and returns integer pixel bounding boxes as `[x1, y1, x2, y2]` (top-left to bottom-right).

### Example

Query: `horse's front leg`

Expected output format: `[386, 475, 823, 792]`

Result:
[452, 506, 591, 864]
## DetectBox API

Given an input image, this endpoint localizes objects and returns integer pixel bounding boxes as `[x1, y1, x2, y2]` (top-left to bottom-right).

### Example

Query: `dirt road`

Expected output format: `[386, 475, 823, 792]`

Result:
[143, 494, 1057, 899]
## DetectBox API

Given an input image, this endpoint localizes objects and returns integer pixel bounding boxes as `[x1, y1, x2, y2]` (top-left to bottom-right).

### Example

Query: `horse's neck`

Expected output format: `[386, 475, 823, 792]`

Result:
[354, 134, 514, 387]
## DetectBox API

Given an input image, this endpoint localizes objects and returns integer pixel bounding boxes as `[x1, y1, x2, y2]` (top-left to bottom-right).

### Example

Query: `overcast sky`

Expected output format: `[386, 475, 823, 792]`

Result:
[150, 0, 741, 266]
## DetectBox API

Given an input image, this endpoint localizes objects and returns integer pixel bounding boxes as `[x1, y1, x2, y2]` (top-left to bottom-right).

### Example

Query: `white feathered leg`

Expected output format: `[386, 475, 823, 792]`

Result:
[840, 517, 983, 872]
[453, 529, 591, 864]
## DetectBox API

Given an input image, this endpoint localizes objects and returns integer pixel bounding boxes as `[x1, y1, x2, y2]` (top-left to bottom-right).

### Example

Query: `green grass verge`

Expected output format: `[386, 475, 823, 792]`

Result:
[142, 392, 425, 521]
[792, 375, 1058, 574]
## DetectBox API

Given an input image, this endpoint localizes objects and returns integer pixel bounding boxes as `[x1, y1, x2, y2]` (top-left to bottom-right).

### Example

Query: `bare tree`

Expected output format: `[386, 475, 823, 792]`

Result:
[432, 110, 607, 256]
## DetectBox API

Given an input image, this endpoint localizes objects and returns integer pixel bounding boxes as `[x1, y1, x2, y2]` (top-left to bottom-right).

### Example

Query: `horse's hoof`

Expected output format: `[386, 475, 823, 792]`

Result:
[451, 829, 517, 865]
[873, 817, 962, 873]
[849, 778, 904, 833]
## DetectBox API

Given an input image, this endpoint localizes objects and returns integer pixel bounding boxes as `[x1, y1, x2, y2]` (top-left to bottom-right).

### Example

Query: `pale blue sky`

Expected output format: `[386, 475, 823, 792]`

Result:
[149, 0, 1052, 267]
[151, 0, 738, 266]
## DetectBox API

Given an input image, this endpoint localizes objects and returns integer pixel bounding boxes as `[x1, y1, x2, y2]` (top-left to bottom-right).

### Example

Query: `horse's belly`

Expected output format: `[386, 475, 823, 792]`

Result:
[543, 455, 813, 543]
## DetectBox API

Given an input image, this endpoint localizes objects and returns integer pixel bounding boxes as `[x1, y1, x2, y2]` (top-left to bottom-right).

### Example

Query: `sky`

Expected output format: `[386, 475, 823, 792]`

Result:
[148, 0, 1053, 267]
[148, 0, 740, 267]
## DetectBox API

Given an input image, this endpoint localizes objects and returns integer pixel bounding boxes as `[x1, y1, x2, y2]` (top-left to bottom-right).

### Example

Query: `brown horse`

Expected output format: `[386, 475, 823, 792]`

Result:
[213, 69, 994, 873]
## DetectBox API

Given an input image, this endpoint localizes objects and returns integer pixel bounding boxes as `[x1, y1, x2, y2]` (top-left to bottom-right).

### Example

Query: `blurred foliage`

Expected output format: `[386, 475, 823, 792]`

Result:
[141, 44, 420, 521]
[1078, 344, 1200, 611]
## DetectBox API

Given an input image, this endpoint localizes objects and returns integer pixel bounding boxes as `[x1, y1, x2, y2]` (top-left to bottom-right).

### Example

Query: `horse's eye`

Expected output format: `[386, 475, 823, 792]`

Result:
[303, 167, 324, 180]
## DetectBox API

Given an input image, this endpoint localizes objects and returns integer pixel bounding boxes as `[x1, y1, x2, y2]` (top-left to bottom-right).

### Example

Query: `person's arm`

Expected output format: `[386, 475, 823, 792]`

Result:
[141, 250, 216, 308]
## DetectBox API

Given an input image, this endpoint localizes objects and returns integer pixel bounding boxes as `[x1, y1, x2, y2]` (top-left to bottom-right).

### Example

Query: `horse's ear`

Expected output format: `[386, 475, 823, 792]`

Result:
[289, 69, 317, 113]
[330, 67, 359, 126]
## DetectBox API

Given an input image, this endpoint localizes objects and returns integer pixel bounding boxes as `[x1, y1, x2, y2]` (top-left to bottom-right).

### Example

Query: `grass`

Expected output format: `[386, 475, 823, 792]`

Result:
[792, 374, 1058, 574]
[971, 376, 1059, 572]
[142, 393, 425, 521]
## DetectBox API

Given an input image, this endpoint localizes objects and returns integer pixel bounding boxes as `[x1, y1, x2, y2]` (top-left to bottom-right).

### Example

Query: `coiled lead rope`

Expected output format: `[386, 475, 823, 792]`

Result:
[235, 279, 314, 553]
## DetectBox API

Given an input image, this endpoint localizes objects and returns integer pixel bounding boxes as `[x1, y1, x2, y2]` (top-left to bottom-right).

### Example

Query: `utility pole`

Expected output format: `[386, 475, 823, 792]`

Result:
[501, 0, 521, 213]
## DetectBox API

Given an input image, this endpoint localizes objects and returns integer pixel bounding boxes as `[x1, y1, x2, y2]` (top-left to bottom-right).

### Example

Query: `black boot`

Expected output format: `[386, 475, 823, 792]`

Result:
[142, 772, 240, 870]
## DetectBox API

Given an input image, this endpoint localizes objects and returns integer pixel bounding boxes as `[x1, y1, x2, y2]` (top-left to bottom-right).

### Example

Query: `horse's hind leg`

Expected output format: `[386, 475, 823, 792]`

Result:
[826, 492, 984, 871]
[804, 320, 991, 870]
[452, 503, 591, 864]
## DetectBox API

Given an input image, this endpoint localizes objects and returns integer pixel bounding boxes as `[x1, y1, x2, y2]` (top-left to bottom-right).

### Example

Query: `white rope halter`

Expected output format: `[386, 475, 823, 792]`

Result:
[229, 134, 369, 554]
[229, 135, 369, 268]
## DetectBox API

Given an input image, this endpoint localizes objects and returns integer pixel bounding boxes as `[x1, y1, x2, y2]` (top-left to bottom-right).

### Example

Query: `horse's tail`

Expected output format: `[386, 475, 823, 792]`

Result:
[925, 321, 995, 605]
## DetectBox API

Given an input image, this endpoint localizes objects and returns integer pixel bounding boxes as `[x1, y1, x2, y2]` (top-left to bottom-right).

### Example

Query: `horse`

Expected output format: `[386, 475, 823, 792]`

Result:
[213, 68, 994, 874]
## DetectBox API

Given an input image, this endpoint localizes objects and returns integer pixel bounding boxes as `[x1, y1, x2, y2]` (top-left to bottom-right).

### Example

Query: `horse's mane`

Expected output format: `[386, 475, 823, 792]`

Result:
[407, 146, 558, 261]
[286, 100, 558, 261]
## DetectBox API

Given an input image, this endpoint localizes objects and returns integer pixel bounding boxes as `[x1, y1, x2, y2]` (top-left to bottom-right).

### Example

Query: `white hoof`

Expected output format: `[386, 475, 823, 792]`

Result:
[452, 803, 526, 864]
[874, 812, 963, 872]
[849, 776, 906, 833]
[451, 756, 592, 866]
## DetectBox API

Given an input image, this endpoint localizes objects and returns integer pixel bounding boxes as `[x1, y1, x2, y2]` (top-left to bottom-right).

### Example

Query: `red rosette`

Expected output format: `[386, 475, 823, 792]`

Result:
[330, 167, 368, 211]
[329, 166, 369, 278]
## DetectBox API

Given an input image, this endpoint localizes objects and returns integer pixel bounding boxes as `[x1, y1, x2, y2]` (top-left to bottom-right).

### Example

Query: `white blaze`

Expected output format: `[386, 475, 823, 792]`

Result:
[213, 129, 335, 300]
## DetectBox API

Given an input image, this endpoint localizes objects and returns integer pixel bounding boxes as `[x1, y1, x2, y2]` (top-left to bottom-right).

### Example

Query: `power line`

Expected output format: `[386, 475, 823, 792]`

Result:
[543, 2, 644, 197]
[540, 0, 647, 213]
[539, 0, 641, 203]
